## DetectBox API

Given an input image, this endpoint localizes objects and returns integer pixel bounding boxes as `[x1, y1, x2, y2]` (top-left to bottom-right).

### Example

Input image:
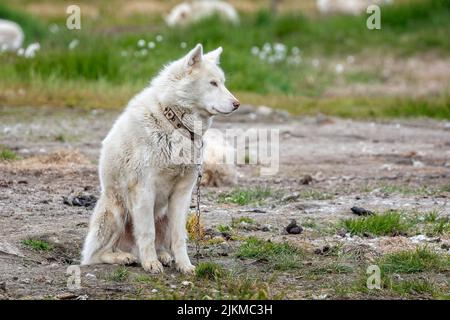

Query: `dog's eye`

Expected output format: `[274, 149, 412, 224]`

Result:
[210, 81, 218, 87]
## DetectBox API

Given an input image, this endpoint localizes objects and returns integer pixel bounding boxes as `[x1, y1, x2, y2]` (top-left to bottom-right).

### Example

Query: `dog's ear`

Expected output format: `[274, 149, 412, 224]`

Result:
[186, 44, 203, 67]
[204, 47, 223, 65]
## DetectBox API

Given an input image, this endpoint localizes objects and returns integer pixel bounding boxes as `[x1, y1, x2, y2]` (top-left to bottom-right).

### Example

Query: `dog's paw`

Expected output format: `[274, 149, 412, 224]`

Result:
[142, 260, 164, 274]
[117, 252, 138, 265]
[176, 262, 196, 274]
[158, 251, 173, 266]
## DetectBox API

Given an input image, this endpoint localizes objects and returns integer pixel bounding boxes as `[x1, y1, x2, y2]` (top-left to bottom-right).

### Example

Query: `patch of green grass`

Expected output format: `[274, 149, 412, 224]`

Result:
[0, 149, 20, 161]
[310, 263, 353, 275]
[22, 238, 53, 251]
[342, 211, 409, 236]
[1, 1, 449, 119]
[388, 278, 441, 297]
[429, 219, 450, 236]
[232, 217, 256, 228]
[379, 247, 450, 274]
[424, 211, 439, 223]
[217, 224, 232, 233]
[219, 276, 271, 300]
[236, 237, 303, 271]
[196, 262, 224, 280]
[109, 266, 129, 282]
[379, 184, 432, 196]
[54, 134, 66, 142]
[133, 273, 154, 283]
[218, 187, 272, 206]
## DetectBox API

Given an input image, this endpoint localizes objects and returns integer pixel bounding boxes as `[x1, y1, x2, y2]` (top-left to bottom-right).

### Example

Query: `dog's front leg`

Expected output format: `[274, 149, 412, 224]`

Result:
[168, 176, 196, 274]
[131, 184, 164, 274]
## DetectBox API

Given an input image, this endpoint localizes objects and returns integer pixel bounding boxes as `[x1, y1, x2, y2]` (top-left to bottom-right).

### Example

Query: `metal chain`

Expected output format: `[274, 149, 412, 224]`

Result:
[194, 162, 203, 260]
[195, 141, 203, 262]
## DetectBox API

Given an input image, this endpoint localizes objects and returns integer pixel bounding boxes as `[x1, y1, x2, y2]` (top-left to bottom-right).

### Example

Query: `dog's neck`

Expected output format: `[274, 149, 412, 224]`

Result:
[159, 103, 213, 142]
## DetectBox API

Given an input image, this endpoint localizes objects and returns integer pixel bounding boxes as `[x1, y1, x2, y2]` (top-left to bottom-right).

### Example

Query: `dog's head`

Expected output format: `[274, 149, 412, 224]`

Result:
[155, 44, 240, 116]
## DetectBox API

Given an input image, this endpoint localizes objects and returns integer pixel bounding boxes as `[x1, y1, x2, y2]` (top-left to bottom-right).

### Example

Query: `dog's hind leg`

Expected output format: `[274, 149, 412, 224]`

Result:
[81, 194, 137, 265]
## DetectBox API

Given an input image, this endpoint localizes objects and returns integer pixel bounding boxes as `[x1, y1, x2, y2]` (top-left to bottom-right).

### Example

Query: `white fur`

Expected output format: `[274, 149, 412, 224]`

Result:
[0, 19, 24, 51]
[166, 0, 239, 27]
[81, 44, 239, 274]
[317, 0, 393, 15]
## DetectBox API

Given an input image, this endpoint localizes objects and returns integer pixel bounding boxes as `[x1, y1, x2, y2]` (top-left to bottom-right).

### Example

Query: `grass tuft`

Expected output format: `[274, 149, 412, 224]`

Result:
[218, 187, 272, 206]
[0, 149, 20, 161]
[236, 237, 303, 270]
[109, 266, 129, 282]
[196, 262, 224, 280]
[22, 238, 53, 251]
[342, 211, 409, 236]
[379, 247, 450, 274]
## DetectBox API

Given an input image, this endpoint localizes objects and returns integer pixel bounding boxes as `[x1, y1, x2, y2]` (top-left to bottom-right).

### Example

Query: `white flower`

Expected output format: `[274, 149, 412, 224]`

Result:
[258, 51, 267, 61]
[148, 41, 155, 49]
[273, 43, 286, 53]
[49, 24, 59, 34]
[312, 59, 320, 67]
[140, 49, 148, 56]
[335, 63, 344, 74]
[251, 46, 259, 56]
[291, 46, 300, 55]
[137, 39, 146, 47]
[180, 42, 187, 49]
[17, 48, 24, 56]
[263, 43, 271, 52]
[68, 39, 79, 50]
[156, 34, 163, 42]
[24, 43, 40, 58]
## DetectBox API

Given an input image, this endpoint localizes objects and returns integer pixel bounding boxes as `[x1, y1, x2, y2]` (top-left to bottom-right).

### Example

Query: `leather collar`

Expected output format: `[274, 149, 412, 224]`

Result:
[162, 106, 201, 142]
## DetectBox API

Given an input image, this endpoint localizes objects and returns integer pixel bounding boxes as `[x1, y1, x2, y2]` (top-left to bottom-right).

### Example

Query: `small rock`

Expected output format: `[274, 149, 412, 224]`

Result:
[85, 273, 97, 281]
[170, 284, 177, 289]
[282, 192, 300, 202]
[285, 219, 303, 235]
[412, 160, 425, 168]
[57, 293, 77, 300]
[151, 289, 158, 293]
[256, 105, 273, 116]
[261, 224, 271, 232]
[350, 206, 374, 216]
[313, 248, 322, 255]
[182, 281, 193, 287]
[312, 293, 328, 300]
[63, 193, 97, 209]
[76, 294, 88, 300]
[300, 175, 313, 185]
[314, 245, 331, 255]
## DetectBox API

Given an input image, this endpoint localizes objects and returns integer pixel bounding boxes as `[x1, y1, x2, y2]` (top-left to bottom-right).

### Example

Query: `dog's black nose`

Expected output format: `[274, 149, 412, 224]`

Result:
[233, 101, 240, 110]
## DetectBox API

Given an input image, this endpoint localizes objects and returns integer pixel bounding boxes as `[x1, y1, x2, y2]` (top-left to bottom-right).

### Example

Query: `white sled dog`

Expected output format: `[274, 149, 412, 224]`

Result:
[166, 1, 239, 27]
[81, 44, 240, 273]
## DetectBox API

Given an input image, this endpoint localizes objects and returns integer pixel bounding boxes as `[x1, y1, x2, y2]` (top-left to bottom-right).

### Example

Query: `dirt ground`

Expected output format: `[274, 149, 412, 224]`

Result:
[0, 105, 449, 300]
